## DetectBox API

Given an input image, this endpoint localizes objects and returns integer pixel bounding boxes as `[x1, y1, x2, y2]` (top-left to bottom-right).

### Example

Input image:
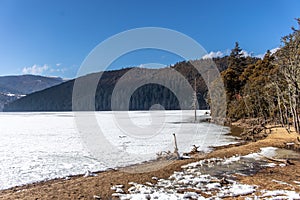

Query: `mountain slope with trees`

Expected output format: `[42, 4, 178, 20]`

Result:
[0, 75, 64, 111]
[3, 58, 231, 112]
[219, 18, 300, 134]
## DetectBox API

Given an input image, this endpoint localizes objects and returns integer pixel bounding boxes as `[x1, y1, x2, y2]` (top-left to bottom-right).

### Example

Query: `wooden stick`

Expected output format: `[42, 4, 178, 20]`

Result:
[259, 154, 294, 165]
[173, 133, 180, 159]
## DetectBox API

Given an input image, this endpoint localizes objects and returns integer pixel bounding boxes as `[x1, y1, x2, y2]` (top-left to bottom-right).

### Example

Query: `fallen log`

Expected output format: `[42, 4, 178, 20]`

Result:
[259, 154, 295, 165]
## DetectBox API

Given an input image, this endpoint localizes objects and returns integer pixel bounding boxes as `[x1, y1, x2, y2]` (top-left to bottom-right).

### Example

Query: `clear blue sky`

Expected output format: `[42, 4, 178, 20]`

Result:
[0, 0, 299, 78]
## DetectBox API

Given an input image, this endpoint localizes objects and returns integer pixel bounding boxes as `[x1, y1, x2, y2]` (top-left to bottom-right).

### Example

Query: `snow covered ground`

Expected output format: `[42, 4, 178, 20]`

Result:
[111, 147, 300, 200]
[0, 110, 236, 190]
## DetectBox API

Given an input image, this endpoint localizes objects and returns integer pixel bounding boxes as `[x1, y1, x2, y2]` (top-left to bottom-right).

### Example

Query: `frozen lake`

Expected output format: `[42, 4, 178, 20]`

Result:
[0, 110, 236, 190]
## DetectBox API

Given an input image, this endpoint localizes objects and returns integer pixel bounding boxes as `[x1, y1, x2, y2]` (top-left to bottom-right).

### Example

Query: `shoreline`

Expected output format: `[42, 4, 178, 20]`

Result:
[0, 123, 299, 199]
[0, 123, 240, 192]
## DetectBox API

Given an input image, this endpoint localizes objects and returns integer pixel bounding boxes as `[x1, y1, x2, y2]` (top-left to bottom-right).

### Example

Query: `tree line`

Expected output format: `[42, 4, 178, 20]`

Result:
[3, 59, 229, 112]
[216, 19, 300, 133]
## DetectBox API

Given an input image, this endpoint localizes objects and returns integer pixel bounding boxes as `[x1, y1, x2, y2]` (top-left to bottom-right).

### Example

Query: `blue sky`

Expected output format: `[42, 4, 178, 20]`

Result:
[0, 0, 299, 78]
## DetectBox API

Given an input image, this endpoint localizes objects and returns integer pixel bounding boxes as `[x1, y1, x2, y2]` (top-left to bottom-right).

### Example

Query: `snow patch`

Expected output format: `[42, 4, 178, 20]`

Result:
[111, 147, 300, 199]
[262, 190, 300, 199]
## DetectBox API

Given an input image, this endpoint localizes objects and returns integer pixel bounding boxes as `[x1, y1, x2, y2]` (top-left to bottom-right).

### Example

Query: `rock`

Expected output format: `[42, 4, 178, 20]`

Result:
[128, 186, 136, 192]
[110, 186, 117, 190]
[116, 188, 124, 193]
[115, 184, 124, 188]
[93, 195, 101, 199]
[84, 170, 97, 177]
[145, 194, 151, 200]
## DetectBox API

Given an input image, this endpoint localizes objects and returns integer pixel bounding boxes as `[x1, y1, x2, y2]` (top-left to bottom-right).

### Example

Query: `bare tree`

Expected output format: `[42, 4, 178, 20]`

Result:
[275, 18, 300, 133]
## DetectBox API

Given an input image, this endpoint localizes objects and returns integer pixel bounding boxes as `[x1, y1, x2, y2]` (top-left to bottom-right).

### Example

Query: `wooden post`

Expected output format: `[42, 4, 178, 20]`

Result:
[194, 78, 197, 122]
[173, 133, 180, 159]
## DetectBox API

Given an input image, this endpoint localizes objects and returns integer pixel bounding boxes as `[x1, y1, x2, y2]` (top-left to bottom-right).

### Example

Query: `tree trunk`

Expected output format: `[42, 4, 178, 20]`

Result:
[276, 86, 284, 127]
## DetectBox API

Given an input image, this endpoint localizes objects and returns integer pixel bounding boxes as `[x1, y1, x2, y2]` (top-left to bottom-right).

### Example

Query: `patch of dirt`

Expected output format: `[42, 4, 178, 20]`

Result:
[238, 161, 300, 193]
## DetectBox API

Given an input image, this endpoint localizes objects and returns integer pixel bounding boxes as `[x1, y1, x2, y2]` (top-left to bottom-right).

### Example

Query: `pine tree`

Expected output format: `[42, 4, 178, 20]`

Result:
[222, 42, 247, 99]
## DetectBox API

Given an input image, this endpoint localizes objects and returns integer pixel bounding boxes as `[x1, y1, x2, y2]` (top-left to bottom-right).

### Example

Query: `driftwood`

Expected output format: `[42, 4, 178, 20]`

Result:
[210, 177, 231, 186]
[156, 150, 178, 160]
[286, 142, 295, 149]
[173, 133, 180, 159]
[259, 154, 295, 165]
[156, 133, 181, 160]
[241, 124, 271, 141]
[190, 145, 200, 154]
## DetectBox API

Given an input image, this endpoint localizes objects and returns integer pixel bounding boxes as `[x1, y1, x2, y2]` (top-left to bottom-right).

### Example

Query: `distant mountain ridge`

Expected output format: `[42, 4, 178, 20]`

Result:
[0, 75, 64, 111]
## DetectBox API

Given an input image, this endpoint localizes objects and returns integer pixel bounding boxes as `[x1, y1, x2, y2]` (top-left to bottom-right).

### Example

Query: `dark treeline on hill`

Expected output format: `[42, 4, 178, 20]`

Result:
[3, 57, 235, 112]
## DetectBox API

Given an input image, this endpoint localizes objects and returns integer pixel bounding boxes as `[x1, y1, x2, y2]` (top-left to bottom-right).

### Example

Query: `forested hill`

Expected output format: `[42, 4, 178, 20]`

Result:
[3, 57, 251, 112]
[0, 74, 64, 95]
[0, 75, 64, 111]
[219, 19, 300, 134]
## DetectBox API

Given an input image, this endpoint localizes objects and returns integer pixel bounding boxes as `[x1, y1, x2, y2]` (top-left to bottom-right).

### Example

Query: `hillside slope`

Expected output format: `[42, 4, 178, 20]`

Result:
[4, 58, 231, 112]
[0, 75, 64, 111]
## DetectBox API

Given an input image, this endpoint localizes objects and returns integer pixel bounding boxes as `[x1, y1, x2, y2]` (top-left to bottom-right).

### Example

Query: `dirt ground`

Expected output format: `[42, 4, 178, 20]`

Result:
[0, 125, 299, 200]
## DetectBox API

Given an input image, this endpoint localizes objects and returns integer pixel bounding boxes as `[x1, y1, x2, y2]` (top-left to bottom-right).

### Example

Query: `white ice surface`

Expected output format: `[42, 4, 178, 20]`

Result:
[0, 110, 235, 190]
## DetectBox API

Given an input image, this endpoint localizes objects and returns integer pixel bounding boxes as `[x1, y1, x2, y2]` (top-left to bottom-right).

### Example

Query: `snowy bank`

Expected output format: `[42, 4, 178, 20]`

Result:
[111, 147, 300, 199]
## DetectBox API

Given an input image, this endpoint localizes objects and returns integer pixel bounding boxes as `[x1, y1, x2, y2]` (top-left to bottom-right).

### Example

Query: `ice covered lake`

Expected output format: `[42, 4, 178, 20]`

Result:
[0, 110, 236, 190]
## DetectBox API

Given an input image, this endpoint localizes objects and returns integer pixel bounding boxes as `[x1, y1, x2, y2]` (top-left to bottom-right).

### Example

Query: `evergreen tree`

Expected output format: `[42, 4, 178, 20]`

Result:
[222, 42, 247, 99]
[220, 42, 259, 119]
[241, 51, 277, 119]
